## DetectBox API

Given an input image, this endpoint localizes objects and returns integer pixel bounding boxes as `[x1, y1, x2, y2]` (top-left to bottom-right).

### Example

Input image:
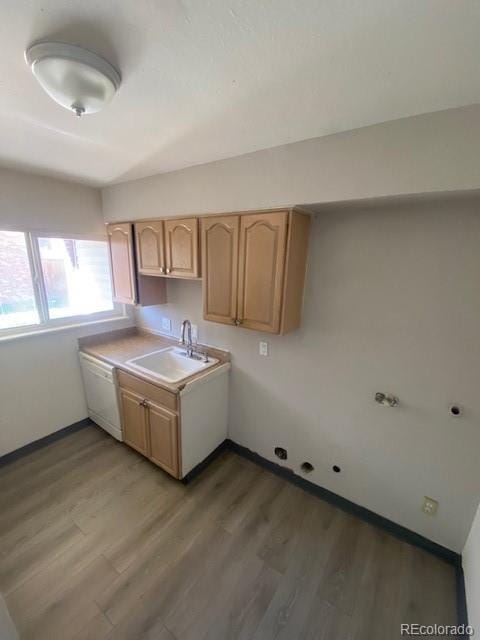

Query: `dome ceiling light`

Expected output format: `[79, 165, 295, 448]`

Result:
[25, 42, 121, 117]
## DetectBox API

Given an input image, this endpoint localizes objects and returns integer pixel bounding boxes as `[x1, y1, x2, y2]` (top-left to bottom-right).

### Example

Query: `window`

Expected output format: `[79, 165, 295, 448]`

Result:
[0, 231, 39, 329]
[38, 237, 113, 319]
[0, 230, 122, 336]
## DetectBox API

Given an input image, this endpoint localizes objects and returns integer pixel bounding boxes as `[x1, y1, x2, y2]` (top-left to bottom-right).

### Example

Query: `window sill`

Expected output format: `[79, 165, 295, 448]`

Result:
[0, 315, 132, 344]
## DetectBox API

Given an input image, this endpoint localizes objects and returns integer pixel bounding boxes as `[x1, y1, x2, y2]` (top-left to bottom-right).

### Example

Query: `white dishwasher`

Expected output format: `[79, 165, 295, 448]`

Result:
[79, 352, 123, 441]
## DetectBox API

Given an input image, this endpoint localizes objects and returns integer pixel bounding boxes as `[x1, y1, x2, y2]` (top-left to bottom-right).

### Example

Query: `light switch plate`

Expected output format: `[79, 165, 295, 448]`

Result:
[259, 341, 269, 356]
[161, 317, 171, 332]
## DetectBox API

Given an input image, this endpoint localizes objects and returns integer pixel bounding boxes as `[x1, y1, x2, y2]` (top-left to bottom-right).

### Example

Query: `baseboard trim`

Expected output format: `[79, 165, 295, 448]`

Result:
[0, 418, 92, 468]
[0, 427, 469, 633]
[455, 563, 470, 638]
[226, 439, 469, 631]
[181, 439, 230, 484]
[227, 439, 458, 563]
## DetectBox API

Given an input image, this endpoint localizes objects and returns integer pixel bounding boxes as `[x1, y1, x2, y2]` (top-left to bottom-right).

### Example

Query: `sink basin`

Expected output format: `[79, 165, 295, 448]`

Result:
[126, 347, 219, 384]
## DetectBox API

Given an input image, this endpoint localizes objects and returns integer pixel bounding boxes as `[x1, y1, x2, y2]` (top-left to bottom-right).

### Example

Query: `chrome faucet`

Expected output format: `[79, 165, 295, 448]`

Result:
[179, 319, 209, 362]
[180, 319, 193, 357]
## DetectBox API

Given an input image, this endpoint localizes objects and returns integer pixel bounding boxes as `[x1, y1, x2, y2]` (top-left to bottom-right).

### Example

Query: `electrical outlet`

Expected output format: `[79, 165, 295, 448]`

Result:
[259, 341, 269, 356]
[161, 317, 171, 332]
[422, 496, 439, 516]
[191, 324, 198, 341]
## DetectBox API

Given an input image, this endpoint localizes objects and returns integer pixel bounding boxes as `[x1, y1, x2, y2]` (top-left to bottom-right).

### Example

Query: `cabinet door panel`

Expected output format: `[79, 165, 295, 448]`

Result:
[201, 216, 239, 325]
[238, 212, 288, 333]
[120, 388, 149, 456]
[164, 218, 199, 278]
[135, 222, 165, 275]
[147, 401, 179, 477]
[107, 223, 136, 304]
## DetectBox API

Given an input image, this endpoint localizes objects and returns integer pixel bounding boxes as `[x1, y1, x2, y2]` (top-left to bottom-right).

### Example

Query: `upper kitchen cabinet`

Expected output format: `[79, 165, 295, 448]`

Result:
[164, 217, 199, 278]
[238, 211, 288, 333]
[107, 223, 136, 304]
[107, 223, 167, 306]
[201, 210, 310, 335]
[135, 217, 200, 279]
[135, 221, 165, 275]
[201, 215, 239, 325]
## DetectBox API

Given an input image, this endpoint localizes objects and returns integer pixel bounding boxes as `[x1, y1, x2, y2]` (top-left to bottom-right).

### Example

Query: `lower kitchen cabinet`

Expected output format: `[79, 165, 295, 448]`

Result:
[119, 387, 149, 456]
[148, 400, 179, 477]
[117, 367, 229, 480]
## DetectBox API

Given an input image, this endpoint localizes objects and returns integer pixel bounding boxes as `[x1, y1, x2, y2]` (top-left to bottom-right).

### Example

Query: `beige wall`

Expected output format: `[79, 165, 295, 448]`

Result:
[0, 319, 132, 455]
[134, 197, 480, 552]
[464, 502, 480, 634]
[0, 169, 132, 456]
[0, 167, 103, 235]
[102, 105, 480, 221]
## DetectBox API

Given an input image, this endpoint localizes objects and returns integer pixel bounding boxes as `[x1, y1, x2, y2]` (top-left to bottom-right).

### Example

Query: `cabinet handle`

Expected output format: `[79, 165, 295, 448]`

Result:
[166, 267, 171, 274]
[139, 399, 148, 407]
[235, 318, 243, 326]
[160, 266, 164, 274]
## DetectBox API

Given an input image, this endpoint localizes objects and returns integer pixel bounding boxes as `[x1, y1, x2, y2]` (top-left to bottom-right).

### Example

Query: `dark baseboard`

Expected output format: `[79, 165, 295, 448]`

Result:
[181, 439, 230, 484]
[455, 563, 470, 638]
[0, 418, 92, 468]
[0, 425, 469, 633]
[225, 439, 469, 633]
[226, 439, 458, 563]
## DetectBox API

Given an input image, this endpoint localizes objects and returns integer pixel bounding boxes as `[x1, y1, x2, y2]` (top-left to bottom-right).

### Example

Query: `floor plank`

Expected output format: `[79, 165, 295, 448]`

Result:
[0, 426, 458, 639]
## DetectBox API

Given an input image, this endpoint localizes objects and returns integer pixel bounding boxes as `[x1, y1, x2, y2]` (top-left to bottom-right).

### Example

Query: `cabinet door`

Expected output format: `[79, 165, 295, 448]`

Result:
[147, 400, 180, 477]
[119, 388, 149, 456]
[135, 222, 165, 275]
[164, 218, 199, 278]
[237, 212, 288, 333]
[201, 216, 239, 325]
[107, 223, 137, 304]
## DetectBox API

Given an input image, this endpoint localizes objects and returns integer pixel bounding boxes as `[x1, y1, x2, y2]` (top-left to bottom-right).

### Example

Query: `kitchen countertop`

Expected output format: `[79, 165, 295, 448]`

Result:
[78, 327, 230, 393]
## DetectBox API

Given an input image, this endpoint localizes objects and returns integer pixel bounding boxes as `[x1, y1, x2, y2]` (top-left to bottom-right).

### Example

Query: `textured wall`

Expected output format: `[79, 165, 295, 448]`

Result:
[0, 169, 132, 455]
[135, 196, 480, 552]
[103, 105, 480, 220]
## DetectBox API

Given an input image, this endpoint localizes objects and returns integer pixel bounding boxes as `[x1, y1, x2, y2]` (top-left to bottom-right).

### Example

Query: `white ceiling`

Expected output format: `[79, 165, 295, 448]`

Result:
[1, 0, 480, 186]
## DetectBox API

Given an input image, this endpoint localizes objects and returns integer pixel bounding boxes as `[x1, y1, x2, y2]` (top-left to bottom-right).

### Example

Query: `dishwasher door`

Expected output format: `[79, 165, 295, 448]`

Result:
[79, 352, 123, 441]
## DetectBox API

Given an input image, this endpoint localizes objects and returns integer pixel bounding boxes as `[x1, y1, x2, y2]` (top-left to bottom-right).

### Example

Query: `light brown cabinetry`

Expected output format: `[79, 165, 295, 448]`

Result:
[107, 223, 137, 304]
[201, 209, 310, 334]
[118, 372, 180, 478]
[107, 223, 167, 306]
[135, 217, 199, 279]
[135, 222, 165, 275]
[164, 218, 199, 277]
[119, 388, 149, 456]
[148, 401, 179, 477]
[238, 211, 288, 333]
[201, 215, 239, 325]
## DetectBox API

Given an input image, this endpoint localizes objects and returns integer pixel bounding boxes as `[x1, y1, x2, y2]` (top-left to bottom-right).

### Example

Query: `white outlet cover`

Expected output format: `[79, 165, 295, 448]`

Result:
[422, 496, 439, 515]
[161, 317, 171, 332]
[259, 341, 269, 356]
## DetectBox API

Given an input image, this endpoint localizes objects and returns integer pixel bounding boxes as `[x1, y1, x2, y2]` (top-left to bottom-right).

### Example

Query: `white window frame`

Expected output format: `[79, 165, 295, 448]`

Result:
[0, 228, 127, 339]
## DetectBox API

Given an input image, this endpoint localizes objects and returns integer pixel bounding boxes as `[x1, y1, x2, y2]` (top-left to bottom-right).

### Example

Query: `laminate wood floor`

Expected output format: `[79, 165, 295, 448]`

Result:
[0, 425, 457, 639]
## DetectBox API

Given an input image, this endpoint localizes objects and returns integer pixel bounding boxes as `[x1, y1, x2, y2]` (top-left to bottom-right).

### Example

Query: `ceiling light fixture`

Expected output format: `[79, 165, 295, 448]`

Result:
[25, 42, 121, 117]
